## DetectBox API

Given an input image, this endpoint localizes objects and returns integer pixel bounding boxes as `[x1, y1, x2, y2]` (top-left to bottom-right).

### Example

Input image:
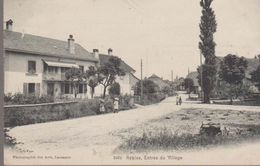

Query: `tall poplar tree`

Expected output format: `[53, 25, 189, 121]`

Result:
[198, 0, 217, 103]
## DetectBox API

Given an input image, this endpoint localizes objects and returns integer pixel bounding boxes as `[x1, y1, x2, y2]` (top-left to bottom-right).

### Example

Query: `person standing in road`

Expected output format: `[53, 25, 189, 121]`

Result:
[179, 96, 182, 105]
[176, 94, 179, 105]
[114, 97, 119, 113]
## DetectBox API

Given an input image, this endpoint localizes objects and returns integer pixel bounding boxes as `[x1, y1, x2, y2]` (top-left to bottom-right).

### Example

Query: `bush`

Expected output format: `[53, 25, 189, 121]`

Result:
[4, 93, 54, 105]
[138, 93, 166, 105]
[4, 93, 12, 103]
[4, 128, 20, 147]
[120, 94, 135, 110]
[109, 82, 121, 96]
[5, 99, 101, 127]
[104, 96, 114, 113]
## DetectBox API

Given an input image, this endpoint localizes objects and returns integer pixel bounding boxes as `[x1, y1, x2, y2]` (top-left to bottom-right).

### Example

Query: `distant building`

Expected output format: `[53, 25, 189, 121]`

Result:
[186, 71, 199, 94]
[173, 77, 185, 91]
[148, 74, 170, 92]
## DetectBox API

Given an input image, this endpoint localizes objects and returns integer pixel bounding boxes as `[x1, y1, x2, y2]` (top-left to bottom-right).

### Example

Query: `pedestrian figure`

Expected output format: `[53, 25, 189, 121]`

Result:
[176, 94, 179, 105]
[99, 100, 105, 114]
[113, 97, 119, 113]
[179, 96, 182, 105]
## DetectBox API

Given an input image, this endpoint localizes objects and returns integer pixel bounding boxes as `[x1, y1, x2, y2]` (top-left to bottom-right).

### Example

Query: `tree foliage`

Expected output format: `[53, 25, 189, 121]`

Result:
[251, 65, 260, 91]
[197, 64, 217, 101]
[65, 67, 85, 98]
[135, 79, 159, 96]
[184, 78, 195, 93]
[219, 54, 248, 104]
[85, 66, 99, 98]
[108, 82, 121, 96]
[98, 56, 125, 98]
[198, 0, 217, 103]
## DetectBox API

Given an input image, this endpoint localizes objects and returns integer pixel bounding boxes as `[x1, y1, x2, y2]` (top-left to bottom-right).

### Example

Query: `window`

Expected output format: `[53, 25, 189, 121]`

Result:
[48, 66, 58, 74]
[65, 84, 70, 94]
[79, 66, 84, 73]
[28, 61, 36, 74]
[28, 83, 35, 94]
[61, 67, 70, 73]
[79, 84, 84, 93]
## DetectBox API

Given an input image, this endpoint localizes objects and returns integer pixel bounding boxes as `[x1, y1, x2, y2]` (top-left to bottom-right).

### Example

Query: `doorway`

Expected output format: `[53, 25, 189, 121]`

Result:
[47, 83, 54, 96]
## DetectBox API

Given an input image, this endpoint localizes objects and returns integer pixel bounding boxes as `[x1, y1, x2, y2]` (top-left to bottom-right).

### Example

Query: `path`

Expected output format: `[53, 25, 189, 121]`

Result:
[4, 93, 260, 165]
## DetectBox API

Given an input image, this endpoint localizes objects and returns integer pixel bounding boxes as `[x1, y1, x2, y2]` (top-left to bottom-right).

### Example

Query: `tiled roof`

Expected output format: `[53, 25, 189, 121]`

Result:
[149, 74, 160, 79]
[3, 30, 98, 62]
[98, 54, 135, 72]
[148, 74, 170, 89]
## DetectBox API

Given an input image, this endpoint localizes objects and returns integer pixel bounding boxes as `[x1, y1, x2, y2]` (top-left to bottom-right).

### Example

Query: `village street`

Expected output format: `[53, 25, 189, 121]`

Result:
[4, 93, 260, 165]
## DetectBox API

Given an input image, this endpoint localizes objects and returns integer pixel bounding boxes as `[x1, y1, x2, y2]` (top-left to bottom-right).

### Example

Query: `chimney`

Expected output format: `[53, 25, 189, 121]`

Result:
[6, 19, 13, 31]
[93, 49, 99, 59]
[108, 48, 113, 56]
[68, 34, 75, 54]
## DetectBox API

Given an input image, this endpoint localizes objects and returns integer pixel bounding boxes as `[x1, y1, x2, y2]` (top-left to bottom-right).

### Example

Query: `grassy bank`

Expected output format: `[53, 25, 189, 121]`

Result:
[115, 108, 260, 153]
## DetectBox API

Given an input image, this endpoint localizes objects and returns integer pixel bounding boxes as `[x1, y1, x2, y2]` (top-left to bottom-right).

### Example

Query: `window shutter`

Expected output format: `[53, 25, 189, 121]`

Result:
[23, 83, 28, 96]
[84, 84, 87, 93]
[35, 83, 40, 97]
[61, 83, 64, 95]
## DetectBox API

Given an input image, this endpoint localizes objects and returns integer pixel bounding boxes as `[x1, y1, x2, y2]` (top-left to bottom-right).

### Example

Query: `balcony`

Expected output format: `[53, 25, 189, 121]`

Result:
[42, 73, 67, 81]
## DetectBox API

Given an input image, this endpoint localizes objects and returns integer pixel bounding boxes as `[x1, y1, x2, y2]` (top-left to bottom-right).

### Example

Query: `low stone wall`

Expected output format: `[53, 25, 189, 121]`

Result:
[4, 100, 99, 127]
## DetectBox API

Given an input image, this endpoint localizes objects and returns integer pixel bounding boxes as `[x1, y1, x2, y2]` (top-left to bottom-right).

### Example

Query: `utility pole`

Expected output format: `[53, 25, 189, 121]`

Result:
[171, 70, 173, 82]
[200, 53, 203, 102]
[171, 70, 174, 95]
[140, 59, 143, 103]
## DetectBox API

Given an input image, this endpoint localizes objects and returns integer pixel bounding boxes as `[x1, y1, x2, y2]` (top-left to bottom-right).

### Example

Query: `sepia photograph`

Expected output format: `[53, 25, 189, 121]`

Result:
[2, 0, 260, 165]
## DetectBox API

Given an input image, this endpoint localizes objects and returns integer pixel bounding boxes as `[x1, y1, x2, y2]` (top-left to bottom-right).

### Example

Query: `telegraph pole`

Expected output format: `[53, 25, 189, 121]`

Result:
[140, 59, 143, 103]
[171, 70, 173, 82]
[171, 70, 174, 94]
[200, 53, 204, 102]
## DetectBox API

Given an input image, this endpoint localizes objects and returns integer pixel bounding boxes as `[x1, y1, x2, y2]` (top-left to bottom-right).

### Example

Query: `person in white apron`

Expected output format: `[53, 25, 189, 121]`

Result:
[176, 94, 179, 105]
[114, 97, 119, 113]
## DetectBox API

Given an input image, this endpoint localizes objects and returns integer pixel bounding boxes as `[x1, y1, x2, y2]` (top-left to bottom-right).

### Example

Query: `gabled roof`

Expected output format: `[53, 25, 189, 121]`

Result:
[148, 74, 160, 79]
[3, 30, 98, 62]
[98, 54, 135, 73]
[148, 74, 170, 89]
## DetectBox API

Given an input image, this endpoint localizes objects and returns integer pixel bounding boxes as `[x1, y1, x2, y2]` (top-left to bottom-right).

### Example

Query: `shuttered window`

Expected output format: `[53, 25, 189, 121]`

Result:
[79, 84, 83, 93]
[65, 84, 70, 94]
[28, 83, 35, 94]
[23, 83, 28, 96]
[28, 61, 36, 74]
[35, 83, 40, 96]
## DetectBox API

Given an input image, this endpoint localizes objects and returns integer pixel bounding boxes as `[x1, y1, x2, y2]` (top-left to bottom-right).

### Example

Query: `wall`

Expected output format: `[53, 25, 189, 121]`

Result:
[116, 73, 131, 95]
[4, 51, 96, 98]
[4, 100, 99, 127]
[4, 51, 43, 94]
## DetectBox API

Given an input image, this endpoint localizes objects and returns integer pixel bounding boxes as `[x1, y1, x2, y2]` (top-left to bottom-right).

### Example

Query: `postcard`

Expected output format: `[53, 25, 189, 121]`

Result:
[3, 0, 260, 165]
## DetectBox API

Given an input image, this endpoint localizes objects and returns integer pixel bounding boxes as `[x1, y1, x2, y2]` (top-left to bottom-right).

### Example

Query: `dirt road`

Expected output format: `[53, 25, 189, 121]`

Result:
[4, 93, 260, 165]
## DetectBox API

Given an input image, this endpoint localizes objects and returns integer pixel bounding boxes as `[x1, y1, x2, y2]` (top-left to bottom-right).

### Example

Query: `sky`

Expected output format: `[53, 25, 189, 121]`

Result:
[4, 0, 260, 80]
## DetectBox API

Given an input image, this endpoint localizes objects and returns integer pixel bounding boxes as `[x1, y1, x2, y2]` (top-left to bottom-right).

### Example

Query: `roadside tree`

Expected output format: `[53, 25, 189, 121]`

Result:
[219, 54, 248, 104]
[251, 65, 260, 91]
[198, 0, 217, 103]
[85, 66, 99, 98]
[108, 82, 121, 96]
[98, 56, 125, 98]
[184, 78, 194, 93]
[65, 67, 85, 98]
